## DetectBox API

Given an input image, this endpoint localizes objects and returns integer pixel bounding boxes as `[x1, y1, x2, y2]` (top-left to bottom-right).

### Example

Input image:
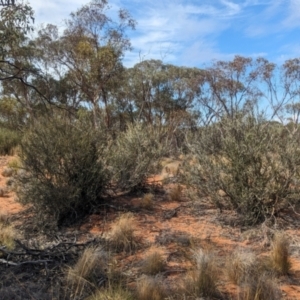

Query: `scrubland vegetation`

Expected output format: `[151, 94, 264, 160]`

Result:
[0, 0, 300, 299]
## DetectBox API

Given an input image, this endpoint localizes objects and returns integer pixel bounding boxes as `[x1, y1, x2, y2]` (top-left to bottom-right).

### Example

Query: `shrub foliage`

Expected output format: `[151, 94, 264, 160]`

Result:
[16, 115, 110, 226]
[109, 123, 169, 191]
[0, 127, 20, 155]
[183, 113, 300, 225]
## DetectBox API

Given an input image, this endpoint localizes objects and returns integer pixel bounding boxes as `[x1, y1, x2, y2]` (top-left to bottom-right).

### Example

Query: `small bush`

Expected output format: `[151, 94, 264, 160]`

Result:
[15, 115, 110, 226]
[183, 249, 220, 298]
[108, 213, 137, 252]
[0, 127, 20, 155]
[270, 232, 291, 275]
[110, 123, 169, 191]
[141, 248, 166, 275]
[182, 113, 300, 225]
[136, 275, 166, 300]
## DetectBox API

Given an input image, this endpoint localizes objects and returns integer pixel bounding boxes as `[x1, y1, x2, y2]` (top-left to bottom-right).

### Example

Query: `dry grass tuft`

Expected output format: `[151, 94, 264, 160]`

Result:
[183, 249, 220, 298]
[239, 274, 282, 300]
[136, 275, 166, 300]
[141, 247, 166, 275]
[270, 232, 291, 275]
[140, 193, 154, 210]
[109, 213, 137, 253]
[7, 157, 22, 171]
[0, 213, 16, 250]
[87, 286, 134, 300]
[66, 247, 107, 298]
[106, 257, 128, 286]
[168, 184, 183, 201]
[226, 250, 256, 284]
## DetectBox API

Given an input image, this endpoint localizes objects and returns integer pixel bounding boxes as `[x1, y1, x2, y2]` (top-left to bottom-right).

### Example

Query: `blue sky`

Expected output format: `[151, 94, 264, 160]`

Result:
[29, 0, 300, 68]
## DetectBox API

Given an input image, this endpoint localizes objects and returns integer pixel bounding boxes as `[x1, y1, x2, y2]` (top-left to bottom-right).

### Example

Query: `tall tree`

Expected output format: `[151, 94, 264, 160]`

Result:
[36, 0, 136, 128]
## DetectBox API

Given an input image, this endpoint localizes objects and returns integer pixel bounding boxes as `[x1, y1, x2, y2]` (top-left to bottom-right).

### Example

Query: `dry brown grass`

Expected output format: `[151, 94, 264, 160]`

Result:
[141, 247, 166, 275]
[168, 184, 183, 201]
[66, 247, 107, 298]
[109, 213, 137, 253]
[239, 274, 282, 300]
[225, 250, 256, 284]
[182, 249, 220, 298]
[269, 232, 291, 275]
[136, 275, 166, 300]
[87, 286, 134, 300]
[140, 193, 154, 210]
[0, 213, 16, 250]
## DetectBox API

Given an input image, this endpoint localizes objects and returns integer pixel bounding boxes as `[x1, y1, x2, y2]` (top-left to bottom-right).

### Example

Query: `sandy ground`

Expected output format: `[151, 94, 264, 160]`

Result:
[1, 156, 300, 299]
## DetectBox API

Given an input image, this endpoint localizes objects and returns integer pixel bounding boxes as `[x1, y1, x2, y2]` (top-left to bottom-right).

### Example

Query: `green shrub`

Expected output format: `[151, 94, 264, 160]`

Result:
[15, 115, 110, 226]
[182, 113, 300, 225]
[109, 123, 169, 191]
[0, 127, 20, 155]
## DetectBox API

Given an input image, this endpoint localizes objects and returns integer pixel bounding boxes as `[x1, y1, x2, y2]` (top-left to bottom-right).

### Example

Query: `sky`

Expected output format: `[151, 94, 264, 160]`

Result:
[29, 0, 300, 68]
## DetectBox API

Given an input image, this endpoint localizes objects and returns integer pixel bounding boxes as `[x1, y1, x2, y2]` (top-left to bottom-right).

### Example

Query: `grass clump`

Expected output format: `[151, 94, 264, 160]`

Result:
[239, 274, 282, 300]
[87, 286, 134, 300]
[269, 232, 291, 275]
[226, 250, 256, 284]
[141, 248, 166, 275]
[183, 249, 220, 298]
[168, 184, 183, 201]
[140, 193, 155, 210]
[7, 157, 22, 172]
[0, 214, 17, 250]
[136, 275, 166, 300]
[109, 213, 137, 253]
[66, 247, 107, 299]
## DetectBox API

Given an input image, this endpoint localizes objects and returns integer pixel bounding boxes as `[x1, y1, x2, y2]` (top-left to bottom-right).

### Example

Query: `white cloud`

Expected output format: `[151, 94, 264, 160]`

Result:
[282, 0, 300, 28]
[243, 0, 286, 37]
[30, 0, 83, 26]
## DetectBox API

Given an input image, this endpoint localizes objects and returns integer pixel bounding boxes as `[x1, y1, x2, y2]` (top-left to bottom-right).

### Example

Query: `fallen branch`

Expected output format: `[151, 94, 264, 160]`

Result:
[0, 258, 53, 266]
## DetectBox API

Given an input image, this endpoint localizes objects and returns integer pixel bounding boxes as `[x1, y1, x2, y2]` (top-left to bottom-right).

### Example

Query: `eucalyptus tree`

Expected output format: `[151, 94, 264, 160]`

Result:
[124, 59, 203, 128]
[0, 2, 35, 85]
[196, 56, 268, 124]
[37, 0, 136, 128]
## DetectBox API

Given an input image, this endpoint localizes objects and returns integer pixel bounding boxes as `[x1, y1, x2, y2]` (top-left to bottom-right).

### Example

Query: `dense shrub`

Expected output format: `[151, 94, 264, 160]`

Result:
[0, 127, 20, 155]
[182, 113, 300, 225]
[15, 115, 111, 226]
[109, 123, 169, 191]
